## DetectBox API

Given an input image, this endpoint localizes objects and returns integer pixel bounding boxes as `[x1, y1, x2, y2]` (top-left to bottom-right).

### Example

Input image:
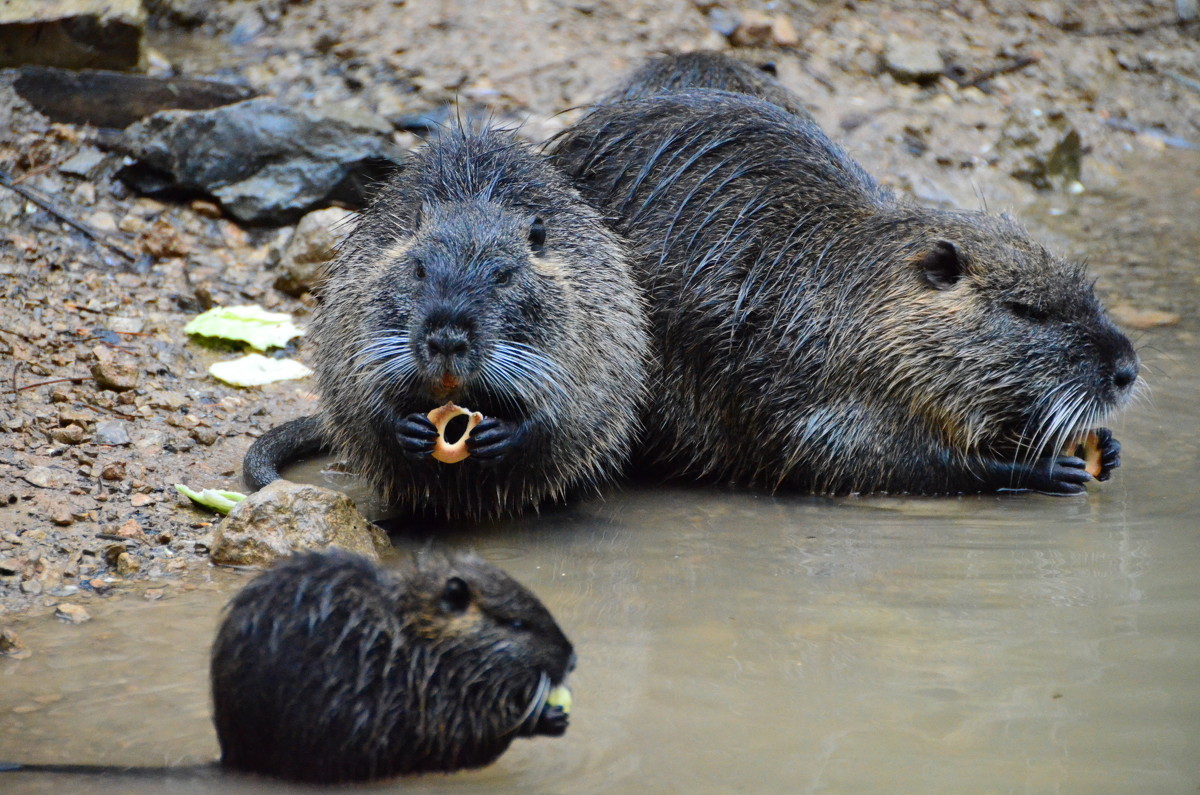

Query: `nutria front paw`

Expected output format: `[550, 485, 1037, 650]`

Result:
[1026, 454, 1093, 496]
[466, 418, 523, 463]
[397, 413, 438, 459]
[1093, 428, 1121, 482]
[534, 705, 569, 737]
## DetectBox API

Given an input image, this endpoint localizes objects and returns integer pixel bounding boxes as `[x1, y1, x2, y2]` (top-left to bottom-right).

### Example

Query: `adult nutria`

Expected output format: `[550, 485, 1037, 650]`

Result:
[605, 51, 815, 122]
[1, 550, 574, 784]
[212, 549, 575, 783]
[551, 90, 1138, 495]
[243, 125, 649, 519]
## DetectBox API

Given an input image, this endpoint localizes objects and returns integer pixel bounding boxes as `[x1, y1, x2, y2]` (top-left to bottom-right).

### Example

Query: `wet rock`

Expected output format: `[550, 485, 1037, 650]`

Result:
[882, 34, 945, 83]
[51, 509, 74, 526]
[54, 603, 91, 623]
[118, 98, 405, 225]
[210, 480, 391, 566]
[93, 419, 132, 446]
[0, 0, 144, 70]
[998, 108, 1082, 190]
[19, 579, 42, 595]
[116, 517, 145, 539]
[130, 493, 153, 507]
[50, 424, 85, 445]
[115, 551, 140, 576]
[12, 67, 255, 129]
[274, 206, 355, 296]
[0, 627, 30, 659]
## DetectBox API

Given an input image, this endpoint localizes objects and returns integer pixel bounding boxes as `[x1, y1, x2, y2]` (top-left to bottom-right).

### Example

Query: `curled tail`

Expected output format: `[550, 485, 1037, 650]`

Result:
[243, 415, 330, 490]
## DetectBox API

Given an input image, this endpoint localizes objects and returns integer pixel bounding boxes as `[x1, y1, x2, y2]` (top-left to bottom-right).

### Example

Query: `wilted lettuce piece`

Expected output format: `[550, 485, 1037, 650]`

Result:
[175, 484, 246, 514]
[546, 685, 572, 714]
[184, 305, 303, 350]
[209, 353, 313, 387]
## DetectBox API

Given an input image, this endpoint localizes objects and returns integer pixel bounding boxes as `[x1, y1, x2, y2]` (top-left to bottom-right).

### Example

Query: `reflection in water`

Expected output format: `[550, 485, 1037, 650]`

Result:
[3, 158, 1198, 794]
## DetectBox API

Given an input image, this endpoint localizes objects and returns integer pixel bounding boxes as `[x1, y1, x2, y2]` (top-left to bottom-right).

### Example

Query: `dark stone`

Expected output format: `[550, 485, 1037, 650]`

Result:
[12, 66, 255, 129]
[117, 98, 405, 225]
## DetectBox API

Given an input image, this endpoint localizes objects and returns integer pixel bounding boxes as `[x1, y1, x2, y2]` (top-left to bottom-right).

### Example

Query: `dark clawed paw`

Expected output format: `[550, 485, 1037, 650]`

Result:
[1034, 454, 1092, 496]
[535, 705, 569, 737]
[397, 413, 438, 459]
[1094, 428, 1121, 482]
[467, 417, 522, 463]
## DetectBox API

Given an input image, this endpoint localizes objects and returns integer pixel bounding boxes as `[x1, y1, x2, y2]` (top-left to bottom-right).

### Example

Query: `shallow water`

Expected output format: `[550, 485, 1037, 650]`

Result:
[3, 152, 1198, 793]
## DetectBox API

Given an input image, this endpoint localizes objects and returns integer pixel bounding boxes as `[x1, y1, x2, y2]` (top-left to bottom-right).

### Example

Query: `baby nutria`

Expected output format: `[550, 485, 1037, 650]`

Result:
[1, 550, 574, 784]
[551, 90, 1138, 495]
[605, 50, 815, 122]
[243, 124, 649, 519]
[212, 549, 575, 783]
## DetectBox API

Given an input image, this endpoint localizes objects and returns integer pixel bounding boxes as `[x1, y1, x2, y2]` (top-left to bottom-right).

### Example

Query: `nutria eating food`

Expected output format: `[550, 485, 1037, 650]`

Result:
[552, 87, 1138, 495]
[2, 550, 574, 784]
[242, 124, 649, 519]
[211, 550, 575, 783]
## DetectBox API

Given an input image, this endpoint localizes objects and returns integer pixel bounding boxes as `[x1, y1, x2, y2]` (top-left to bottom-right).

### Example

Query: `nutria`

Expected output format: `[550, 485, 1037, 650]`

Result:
[551, 90, 1139, 495]
[605, 51, 815, 122]
[1, 550, 574, 784]
[243, 124, 649, 519]
[212, 549, 575, 783]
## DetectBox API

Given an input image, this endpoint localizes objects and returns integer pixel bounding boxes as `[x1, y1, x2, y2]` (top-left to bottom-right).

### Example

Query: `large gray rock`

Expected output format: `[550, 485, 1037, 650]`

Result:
[119, 98, 404, 225]
[0, 0, 144, 70]
[210, 481, 391, 567]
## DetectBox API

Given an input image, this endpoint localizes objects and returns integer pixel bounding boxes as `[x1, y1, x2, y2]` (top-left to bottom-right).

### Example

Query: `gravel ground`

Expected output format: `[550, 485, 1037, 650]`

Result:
[1, 0, 1197, 619]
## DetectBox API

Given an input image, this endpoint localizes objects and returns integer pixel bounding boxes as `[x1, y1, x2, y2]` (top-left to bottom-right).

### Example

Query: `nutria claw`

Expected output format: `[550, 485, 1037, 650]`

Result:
[1093, 428, 1121, 482]
[466, 417, 522, 462]
[396, 413, 439, 458]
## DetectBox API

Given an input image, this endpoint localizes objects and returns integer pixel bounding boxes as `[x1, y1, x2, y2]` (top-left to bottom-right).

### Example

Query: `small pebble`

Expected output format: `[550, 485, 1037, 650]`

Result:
[116, 552, 140, 576]
[130, 493, 154, 507]
[54, 604, 91, 623]
[50, 424, 85, 445]
[22, 467, 56, 489]
[94, 420, 132, 446]
[101, 461, 127, 481]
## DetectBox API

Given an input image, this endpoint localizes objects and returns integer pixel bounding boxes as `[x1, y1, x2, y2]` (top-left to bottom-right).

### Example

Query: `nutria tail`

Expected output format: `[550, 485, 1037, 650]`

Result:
[242, 415, 328, 490]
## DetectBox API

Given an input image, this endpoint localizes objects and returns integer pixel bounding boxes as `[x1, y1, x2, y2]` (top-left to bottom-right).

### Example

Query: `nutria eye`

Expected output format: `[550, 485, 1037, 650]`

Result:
[1005, 301, 1050, 323]
[508, 618, 526, 631]
[441, 576, 471, 613]
[528, 217, 546, 253]
[918, 240, 963, 290]
[494, 269, 513, 286]
[414, 261, 427, 280]
[758, 61, 778, 77]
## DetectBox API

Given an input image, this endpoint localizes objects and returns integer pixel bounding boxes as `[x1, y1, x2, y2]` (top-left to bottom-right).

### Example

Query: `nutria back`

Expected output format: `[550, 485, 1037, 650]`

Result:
[605, 51, 814, 121]
[295, 125, 648, 518]
[211, 550, 575, 783]
[552, 90, 1138, 495]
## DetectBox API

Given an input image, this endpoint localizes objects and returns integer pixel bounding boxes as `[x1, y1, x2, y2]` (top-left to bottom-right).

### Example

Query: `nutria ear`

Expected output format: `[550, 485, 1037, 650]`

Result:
[440, 576, 472, 613]
[918, 240, 963, 290]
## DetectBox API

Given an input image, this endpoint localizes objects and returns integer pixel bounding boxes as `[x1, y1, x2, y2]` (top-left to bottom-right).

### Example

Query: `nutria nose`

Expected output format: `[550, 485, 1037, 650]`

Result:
[426, 329, 470, 359]
[1112, 362, 1138, 391]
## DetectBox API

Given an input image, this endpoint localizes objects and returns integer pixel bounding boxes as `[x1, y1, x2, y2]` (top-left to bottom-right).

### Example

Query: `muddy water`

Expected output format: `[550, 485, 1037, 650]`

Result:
[3, 150, 1199, 793]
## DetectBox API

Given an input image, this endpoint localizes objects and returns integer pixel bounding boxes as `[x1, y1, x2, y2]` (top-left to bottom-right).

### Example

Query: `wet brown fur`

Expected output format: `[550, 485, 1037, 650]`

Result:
[211, 549, 574, 783]
[551, 81, 1138, 495]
